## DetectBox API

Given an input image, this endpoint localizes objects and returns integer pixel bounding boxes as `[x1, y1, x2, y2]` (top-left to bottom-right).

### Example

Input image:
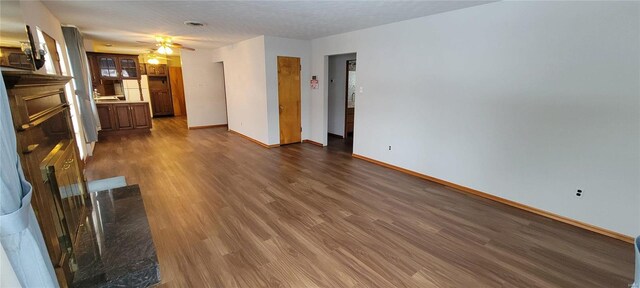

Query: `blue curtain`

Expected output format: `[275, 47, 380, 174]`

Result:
[0, 73, 59, 287]
[62, 26, 100, 141]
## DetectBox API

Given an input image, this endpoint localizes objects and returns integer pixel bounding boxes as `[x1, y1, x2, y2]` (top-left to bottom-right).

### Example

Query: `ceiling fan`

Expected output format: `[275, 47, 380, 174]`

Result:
[136, 36, 196, 54]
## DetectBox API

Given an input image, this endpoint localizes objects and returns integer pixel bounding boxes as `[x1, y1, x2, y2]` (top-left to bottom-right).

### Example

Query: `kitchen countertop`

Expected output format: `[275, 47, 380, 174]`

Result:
[95, 99, 149, 104]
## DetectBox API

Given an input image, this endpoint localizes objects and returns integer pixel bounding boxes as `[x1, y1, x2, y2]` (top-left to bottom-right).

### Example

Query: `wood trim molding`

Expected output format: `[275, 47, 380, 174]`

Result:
[302, 139, 324, 147]
[352, 153, 634, 244]
[229, 130, 280, 148]
[188, 124, 228, 130]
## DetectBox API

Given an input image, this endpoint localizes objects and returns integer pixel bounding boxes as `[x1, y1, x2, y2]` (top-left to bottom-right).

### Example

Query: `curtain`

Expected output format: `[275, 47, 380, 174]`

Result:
[62, 26, 100, 142]
[0, 73, 59, 287]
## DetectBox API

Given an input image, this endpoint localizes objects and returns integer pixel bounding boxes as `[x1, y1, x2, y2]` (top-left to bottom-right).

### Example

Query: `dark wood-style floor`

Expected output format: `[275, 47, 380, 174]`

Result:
[85, 117, 634, 288]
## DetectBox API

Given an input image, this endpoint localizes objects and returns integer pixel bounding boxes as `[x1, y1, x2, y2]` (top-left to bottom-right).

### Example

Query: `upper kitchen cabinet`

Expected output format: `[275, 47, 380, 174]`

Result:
[119, 56, 139, 79]
[87, 52, 141, 80]
[96, 54, 119, 79]
[146, 64, 167, 76]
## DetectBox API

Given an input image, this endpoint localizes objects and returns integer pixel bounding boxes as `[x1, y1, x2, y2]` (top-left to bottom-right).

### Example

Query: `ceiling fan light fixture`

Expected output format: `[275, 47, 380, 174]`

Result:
[157, 45, 166, 54]
[164, 46, 173, 55]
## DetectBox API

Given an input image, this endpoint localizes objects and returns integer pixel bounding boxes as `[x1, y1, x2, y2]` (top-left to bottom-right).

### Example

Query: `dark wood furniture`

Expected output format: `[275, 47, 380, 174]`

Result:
[2, 69, 87, 287]
[96, 102, 152, 135]
[86, 52, 143, 100]
[144, 64, 174, 117]
[345, 107, 354, 137]
[144, 63, 167, 76]
[87, 52, 140, 80]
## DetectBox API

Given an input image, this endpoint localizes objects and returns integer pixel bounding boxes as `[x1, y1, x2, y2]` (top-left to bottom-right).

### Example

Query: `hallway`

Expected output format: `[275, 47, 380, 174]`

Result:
[85, 117, 634, 287]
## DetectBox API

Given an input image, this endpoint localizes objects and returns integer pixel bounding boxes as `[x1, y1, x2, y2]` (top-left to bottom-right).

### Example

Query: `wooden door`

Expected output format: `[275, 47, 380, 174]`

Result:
[169, 67, 187, 116]
[114, 104, 133, 129]
[131, 103, 151, 129]
[277, 56, 301, 144]
[96, 104, 115, 131]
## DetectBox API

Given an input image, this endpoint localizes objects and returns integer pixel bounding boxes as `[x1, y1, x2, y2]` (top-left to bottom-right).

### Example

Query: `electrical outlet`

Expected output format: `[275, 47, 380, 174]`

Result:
[388, 145, 392, 151]
[576, 189, 583, 197]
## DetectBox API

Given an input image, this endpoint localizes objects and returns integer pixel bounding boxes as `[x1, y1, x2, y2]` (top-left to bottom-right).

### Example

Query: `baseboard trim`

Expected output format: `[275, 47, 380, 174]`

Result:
[302, 139, 324, 147]
[229, 130, 280, 148]
[188, 124, 228, 130]
[328, 133, 344, 139]
[351, 153, 634, 244]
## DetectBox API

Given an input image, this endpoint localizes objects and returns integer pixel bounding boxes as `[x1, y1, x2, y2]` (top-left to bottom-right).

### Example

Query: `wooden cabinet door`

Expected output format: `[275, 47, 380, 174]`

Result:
[146, 64, 157, 76]
[146, 64, 167, 76]
[97, 55, 119, 79]
[86, 54, 101, 85]
[131, 103, 151, 129]
[150, 90, 173, 116]
[119, 56, 139, 79]
[96, 104, 115, 131]
[156, 64, 167, 76]
[114, 104, 134, 130]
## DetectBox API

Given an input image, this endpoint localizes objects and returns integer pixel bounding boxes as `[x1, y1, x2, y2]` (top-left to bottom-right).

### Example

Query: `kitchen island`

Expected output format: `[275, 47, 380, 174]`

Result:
[95, 100, 152, 136]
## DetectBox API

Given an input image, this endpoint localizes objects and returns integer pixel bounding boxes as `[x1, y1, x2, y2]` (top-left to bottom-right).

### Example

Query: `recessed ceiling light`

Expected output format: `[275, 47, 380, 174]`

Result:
[104, 43, 113, 47]
[184, 21, 205, 27]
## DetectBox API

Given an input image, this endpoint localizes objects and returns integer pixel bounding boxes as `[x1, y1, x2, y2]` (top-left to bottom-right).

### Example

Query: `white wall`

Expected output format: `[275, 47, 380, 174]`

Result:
[211, 36, 268, 143]
[328, 53, 356, 136]
[309, 1, 640, 237]
[264, 36, 311, 145]
[182, 49, 228, 128]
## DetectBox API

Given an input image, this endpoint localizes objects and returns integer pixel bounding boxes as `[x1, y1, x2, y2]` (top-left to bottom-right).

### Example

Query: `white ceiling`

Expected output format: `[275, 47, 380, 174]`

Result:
[43, 0, 492, 54]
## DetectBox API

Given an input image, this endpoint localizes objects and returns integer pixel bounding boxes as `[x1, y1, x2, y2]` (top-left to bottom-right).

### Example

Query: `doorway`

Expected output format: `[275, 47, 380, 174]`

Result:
[327, 53, 356, 151]
[277, 56, 302, 145]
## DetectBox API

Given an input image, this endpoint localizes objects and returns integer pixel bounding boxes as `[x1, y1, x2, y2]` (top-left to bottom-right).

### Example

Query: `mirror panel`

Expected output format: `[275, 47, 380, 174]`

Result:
[0, 0, 35, 70]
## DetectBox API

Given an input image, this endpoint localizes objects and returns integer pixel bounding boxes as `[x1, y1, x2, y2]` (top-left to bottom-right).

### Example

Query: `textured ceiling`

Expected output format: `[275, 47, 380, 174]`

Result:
[43, 1, 492, 54]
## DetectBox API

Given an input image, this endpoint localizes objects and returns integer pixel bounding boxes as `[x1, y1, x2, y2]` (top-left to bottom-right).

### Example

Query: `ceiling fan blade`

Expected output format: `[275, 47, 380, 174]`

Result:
[136, 40, 154, 44]
[172, 42, 196, 51]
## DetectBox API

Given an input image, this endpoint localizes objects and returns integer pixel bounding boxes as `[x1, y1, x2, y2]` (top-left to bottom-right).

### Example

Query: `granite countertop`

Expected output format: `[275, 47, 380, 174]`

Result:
[73, 185, 160, 288]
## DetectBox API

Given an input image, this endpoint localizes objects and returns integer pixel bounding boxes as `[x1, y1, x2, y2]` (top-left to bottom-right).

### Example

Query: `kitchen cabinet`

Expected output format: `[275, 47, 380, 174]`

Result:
[96, 104, 116, 131]
[114, 104, 134, 130]
[150, 90, 173, 116]
[119, 56, 139, 79]
[131, 103, 152, 129]
[87, 52, 141, 81]
[96, 102, 152, 135]
[96, 54, 119, 79]
[146, 64, 167, 76]
[148, 73, 174, 117]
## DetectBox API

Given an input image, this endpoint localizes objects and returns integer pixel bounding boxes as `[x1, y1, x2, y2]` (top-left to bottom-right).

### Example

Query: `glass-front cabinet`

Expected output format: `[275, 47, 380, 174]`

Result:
[97, 55, 118, 79]
[88, 52, 141, 81]
[119, 56, 139, 79]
